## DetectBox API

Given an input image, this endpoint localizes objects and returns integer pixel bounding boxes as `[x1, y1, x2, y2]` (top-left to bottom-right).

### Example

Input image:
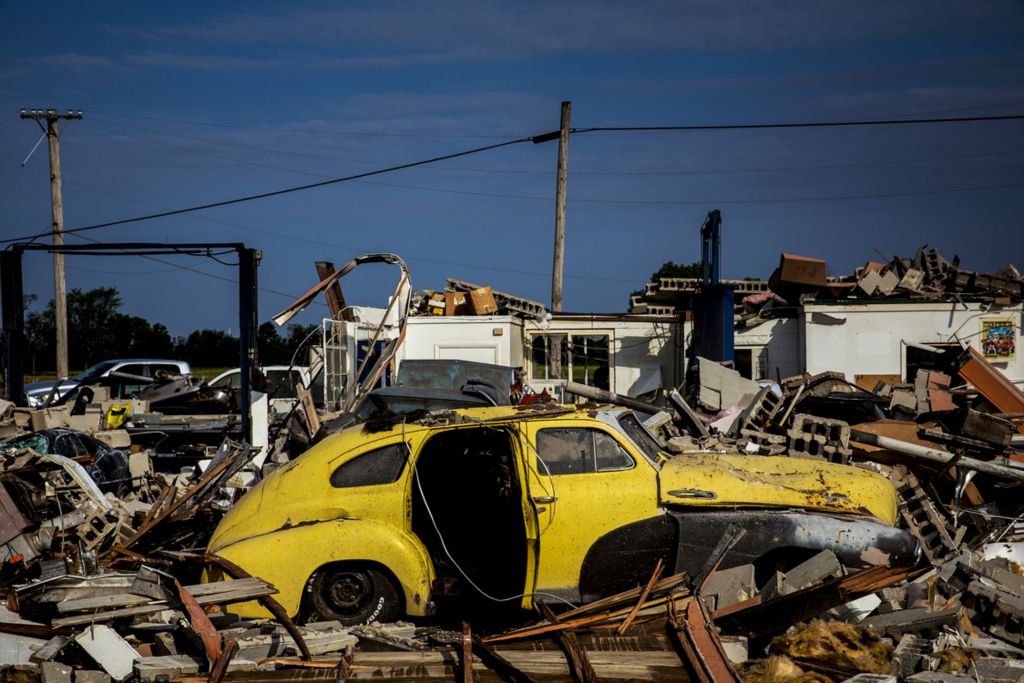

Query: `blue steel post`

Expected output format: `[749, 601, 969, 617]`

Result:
[693, 210, 734, 363]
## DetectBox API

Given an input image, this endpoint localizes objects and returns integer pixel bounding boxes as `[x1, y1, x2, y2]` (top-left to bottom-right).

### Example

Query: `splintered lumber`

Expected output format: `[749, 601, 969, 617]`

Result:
[666, 595, 741, 683]
[537, 602, 596, 683]
[205, 650, 687, 681]
[52, 578, 276, 628]
[618, 560, 665, 635]
[482, 591, 691, 645]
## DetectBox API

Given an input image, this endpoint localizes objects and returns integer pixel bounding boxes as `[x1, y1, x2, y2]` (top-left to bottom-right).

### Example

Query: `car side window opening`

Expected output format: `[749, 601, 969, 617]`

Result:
[411, 427, 527, 602]
[330, 443, 408, 488]
[536, 427, 634, 476]
[115, 364, 146, 378]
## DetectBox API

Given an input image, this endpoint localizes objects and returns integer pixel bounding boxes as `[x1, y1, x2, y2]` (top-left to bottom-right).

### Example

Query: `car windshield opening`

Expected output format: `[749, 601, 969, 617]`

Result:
[75, 360, 119, 382]
[616, 413, 663, 462]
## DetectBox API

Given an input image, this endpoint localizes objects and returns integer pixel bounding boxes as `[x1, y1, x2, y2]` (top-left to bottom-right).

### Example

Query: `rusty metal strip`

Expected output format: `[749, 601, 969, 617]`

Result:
[175, 578, 222, 664]
[208, 636, 238, 683]
[666, 592, 741, 683]
[203, 554, 312, 662]
[617, 558, 664, 635]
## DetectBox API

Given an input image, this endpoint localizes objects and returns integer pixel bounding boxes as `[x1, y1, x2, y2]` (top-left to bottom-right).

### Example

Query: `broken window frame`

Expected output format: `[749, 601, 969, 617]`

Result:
[528, 332, 613, 391]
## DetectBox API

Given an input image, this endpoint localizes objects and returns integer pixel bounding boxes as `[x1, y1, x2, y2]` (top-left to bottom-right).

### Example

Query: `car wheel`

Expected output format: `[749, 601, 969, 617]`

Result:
[307, 565, 401, 626]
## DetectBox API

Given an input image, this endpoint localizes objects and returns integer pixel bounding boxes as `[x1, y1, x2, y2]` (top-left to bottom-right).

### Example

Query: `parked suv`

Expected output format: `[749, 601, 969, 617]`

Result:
[205, 404, 917, 625]
[25, 359, 191, 407]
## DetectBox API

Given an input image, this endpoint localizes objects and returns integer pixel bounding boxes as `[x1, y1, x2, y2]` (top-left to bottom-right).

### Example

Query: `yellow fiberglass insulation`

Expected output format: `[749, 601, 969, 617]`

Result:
[769, 619, 895, 676]
[738, 655, 831, 683]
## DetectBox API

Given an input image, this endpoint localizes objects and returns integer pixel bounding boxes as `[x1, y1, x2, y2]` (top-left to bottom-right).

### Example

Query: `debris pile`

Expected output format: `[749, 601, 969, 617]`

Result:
[630, 246, 1023, 315]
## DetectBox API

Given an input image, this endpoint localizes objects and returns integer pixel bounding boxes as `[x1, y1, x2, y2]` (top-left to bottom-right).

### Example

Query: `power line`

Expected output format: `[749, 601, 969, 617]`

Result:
[572, 113, 1024, 135]
[61, 178, 643, 284]
[87, 112, 1023, 177]
[84, 99, 1024, 140]
[70, 122, 1024, 208]
[9, 111, 1023, 244]
[3, 134, 533, 244]
[86, 109, 511, 140]
[336, 177, 1024, 205]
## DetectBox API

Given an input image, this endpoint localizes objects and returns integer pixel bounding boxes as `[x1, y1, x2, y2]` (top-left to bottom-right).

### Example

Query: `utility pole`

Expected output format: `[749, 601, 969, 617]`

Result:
[551, 100, 571, 312]
[20, 108, 82, 379]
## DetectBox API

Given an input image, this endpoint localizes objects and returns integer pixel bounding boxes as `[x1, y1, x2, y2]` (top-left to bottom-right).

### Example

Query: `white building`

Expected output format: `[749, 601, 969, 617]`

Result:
[735, 301, 1023, 387]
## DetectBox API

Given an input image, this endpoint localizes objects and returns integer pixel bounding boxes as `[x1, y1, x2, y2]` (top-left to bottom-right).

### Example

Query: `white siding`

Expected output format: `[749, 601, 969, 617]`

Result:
[801, 302, 1023, 384]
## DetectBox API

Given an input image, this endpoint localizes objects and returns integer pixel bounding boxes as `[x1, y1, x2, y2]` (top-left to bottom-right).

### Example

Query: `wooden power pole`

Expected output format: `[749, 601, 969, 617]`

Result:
[551, 101, 571, 313]
[20, 108, 82, 379]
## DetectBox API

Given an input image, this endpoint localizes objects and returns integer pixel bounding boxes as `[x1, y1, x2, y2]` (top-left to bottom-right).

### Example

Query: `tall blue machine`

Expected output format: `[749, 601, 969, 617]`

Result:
[691, 209, 735, 363]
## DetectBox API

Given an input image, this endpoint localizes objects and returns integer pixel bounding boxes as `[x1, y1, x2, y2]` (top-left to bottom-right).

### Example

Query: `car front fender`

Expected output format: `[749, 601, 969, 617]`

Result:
[208, 517, 435, 619]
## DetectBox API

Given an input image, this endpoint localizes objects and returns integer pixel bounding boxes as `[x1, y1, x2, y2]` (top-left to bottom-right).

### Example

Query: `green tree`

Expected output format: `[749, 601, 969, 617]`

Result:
[174, 329, 238, 368]
[651, 261, 703, 281]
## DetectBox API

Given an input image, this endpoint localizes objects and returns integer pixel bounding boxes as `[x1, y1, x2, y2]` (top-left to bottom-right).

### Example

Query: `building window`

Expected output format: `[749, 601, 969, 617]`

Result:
[530, 333, 610, 389]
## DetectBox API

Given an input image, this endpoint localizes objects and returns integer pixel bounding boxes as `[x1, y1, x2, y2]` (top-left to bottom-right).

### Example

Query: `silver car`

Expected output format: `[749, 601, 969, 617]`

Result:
[24, 359, 191, 407]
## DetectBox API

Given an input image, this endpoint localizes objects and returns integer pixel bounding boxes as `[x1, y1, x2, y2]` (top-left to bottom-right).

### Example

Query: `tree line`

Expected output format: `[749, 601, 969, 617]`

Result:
[23, 287, 318, 373]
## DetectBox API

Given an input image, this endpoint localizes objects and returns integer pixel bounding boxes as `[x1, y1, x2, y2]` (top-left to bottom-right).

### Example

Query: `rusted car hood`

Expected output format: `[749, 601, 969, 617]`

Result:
[658, 454, 898, 525]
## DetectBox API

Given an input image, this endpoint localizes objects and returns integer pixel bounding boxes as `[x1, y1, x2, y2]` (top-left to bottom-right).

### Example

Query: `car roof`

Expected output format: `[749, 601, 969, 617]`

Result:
[85, 359, 189, 367]
[311, 403, 625, 457]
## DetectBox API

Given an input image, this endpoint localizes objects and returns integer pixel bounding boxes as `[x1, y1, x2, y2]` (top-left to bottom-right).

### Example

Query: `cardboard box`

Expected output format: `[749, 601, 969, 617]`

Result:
[769, 253, 827, 290]
[468, 286, 498, 315]
[426, 292, 446, 315]
[444, 291, 470, 316]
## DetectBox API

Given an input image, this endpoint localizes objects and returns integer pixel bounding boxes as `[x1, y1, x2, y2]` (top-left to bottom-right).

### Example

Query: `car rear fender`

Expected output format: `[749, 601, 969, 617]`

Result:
[668, 509, 920, 578]
[208, 517, 435, 619]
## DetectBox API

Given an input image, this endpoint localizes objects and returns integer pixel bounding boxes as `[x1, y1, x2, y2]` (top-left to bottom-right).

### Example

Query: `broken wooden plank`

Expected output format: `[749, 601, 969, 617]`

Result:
[666, 595, 741, 683]
[618, 559, 664, 635]
[52, 581, 277, 628]
[537, 602, 596, 683]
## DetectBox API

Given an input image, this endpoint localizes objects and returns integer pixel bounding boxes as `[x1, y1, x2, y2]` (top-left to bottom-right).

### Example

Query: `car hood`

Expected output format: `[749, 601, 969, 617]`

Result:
[658, 454, 898, 525]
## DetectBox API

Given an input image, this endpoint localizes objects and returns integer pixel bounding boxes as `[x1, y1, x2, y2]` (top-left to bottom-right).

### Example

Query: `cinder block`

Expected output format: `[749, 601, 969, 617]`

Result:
[702, 564, 756, 611]
[75, 672, 112, 683]
[41, 662, 72, 683]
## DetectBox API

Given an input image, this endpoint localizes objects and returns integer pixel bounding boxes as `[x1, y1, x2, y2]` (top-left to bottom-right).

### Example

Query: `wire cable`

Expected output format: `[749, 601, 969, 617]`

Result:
[59, 177, 644, 284]
[86, 109, 513, 139]
[88, 112, 1024, 177]
[10, 112, 1021, 245]
[572, 113, 1024, 134]
[3, 135, 533, 244]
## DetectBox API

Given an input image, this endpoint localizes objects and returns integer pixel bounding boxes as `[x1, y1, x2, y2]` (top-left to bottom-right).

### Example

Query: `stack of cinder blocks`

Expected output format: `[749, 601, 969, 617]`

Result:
[737, 386, 787, 455]
[787, 413, 852, 463]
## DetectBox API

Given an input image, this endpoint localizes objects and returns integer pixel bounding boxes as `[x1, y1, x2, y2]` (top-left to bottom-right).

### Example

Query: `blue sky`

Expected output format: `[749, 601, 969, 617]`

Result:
[1, 1, 1022, 336]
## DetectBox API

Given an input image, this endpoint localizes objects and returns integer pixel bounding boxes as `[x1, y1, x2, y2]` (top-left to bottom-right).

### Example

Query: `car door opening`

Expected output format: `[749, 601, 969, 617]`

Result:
[412, 427, 527, 604]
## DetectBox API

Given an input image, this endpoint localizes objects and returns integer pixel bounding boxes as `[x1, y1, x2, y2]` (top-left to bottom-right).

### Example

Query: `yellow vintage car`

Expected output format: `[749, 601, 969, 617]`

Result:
[205, 404, 917, 625]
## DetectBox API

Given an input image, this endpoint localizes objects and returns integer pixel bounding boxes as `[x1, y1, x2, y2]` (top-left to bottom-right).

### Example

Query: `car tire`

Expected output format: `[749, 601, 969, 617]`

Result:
[306, 565, 401, 626]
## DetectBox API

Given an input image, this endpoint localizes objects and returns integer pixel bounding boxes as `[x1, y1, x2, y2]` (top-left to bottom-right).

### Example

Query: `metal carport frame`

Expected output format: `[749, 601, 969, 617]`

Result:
[1, 242, 260, 438]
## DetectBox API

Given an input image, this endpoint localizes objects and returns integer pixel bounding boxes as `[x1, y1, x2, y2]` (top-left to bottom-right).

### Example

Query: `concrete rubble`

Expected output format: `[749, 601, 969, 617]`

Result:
[1, 251, 1023, 682]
